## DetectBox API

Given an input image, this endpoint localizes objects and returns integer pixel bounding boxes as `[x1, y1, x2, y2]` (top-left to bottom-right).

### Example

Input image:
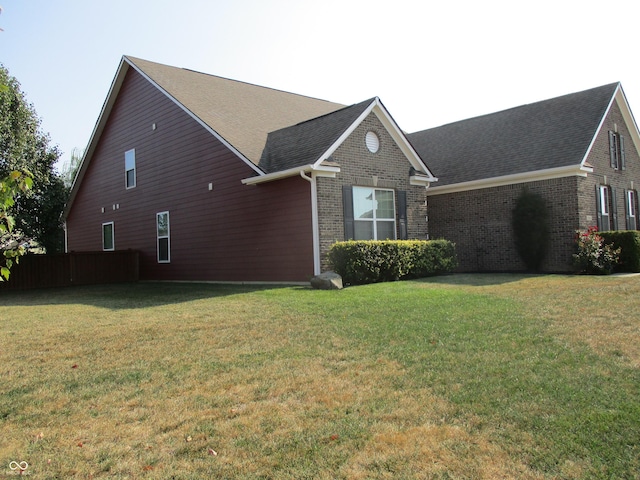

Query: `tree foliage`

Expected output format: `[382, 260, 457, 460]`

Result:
[512, 188, 550, 272]
[0, 63, 67, 254]
[1, 169, 32, 280]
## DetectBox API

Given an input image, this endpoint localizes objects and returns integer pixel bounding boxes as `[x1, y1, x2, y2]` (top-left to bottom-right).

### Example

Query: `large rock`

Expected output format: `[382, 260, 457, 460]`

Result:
[310, 271, 343, 290]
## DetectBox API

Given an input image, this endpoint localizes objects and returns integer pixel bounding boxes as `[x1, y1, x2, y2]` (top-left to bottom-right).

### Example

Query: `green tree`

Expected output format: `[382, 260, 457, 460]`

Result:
[1, 170, 32, 280]
[0, 63, 66, 253]
[512, 188, 550, 272]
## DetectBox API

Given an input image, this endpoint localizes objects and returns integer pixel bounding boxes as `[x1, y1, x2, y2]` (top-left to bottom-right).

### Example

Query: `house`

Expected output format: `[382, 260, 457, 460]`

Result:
[64, 56, 640, 280]
[408, 83, 640, 272]
[63, 56, 437, 282]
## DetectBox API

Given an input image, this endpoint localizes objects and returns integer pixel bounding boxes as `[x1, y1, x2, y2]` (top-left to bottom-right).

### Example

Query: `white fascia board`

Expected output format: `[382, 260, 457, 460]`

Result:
[410, 174, 437, 186]
[312, 98, 438, 183]
[126, 58, 264, 177]
[241, 164, 340, 185]
[425, 164, 593, 196]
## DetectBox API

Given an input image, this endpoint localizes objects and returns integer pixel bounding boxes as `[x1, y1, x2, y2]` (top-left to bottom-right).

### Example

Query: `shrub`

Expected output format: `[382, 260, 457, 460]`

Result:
[512, 189, 550, 272]
[599, 230, 640, 273]
[327, 239, 457, 286]
[573, 226, 621, 275]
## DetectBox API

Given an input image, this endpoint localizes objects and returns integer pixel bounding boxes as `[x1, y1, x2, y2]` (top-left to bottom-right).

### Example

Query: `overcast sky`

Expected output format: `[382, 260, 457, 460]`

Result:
[2, 0, 639, 171]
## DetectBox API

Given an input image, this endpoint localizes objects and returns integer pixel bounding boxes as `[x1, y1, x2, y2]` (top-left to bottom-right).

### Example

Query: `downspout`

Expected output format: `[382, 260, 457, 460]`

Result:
[300, 170, 321, 276]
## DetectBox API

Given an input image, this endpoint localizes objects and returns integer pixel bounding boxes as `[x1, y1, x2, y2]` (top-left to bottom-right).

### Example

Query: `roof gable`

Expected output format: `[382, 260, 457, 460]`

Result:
[408, 83, 620, 189]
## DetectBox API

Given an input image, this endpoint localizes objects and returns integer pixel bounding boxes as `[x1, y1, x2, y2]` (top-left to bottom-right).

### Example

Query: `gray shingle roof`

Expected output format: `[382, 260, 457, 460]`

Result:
[126, 56, 345, 166]
[258, 98, 375, 173]
[407, 83, 619, 186]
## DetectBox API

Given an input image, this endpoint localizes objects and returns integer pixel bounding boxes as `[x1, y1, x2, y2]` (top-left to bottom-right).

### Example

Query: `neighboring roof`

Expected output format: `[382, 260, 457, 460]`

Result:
[258, 98, 375, 173]
[408, 83, 620, 189]
[126, 56, 345, 165]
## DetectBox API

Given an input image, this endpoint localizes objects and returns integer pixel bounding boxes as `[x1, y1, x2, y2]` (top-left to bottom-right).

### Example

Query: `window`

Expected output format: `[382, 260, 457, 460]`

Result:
[597, 185, 618, 231]
[157, 211, 170, 263]
[102, 222, 114, 251]
[125, 149, 136, 188]
[627, 190, 638, 230]
[608, 131, 626, 170]
[352, 187, 396, 240]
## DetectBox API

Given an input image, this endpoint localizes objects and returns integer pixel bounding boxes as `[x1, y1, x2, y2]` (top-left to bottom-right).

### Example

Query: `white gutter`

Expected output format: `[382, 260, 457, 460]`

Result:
[241, 163, 340, 185]
[425, 164, 593, 196]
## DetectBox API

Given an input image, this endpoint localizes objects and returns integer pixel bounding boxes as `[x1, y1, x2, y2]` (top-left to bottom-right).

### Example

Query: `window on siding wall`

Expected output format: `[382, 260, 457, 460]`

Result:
[157, 211, 170, 263]
[125, 149, 136, 188]
[608, 131, 626, 170]
[626, 189, 638, 230]
[102, 222, 114, 251]
[352, 187, 397, 240]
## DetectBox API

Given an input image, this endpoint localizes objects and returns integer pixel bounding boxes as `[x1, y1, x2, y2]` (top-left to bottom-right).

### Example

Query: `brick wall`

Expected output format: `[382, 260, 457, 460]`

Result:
[316, 113, 429, 271]
[427, 177, 580, 272]
[426, 97, 640, 273]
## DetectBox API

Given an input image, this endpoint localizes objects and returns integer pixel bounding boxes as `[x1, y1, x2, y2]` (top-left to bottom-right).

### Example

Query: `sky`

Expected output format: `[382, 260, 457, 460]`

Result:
[1, 0, 639, 172]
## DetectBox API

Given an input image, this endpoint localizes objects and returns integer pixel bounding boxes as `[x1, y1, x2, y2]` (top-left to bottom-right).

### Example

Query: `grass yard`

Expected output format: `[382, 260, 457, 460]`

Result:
[1, 274, 639, 479]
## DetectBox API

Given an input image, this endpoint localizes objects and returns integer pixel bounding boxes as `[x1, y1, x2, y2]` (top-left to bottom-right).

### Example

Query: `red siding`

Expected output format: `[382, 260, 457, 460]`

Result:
[66, 69, 313, 282]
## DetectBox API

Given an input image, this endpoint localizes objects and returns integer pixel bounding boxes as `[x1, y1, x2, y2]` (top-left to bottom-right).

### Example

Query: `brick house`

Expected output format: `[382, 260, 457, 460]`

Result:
[408, 83, 640, 272]
[64, 56, 436, 282]
[64, 57, 640, 280]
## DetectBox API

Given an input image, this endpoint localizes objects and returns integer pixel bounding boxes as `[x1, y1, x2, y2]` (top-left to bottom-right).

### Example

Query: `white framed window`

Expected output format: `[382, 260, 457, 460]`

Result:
[609, 131, 626, 170]
[352, 186, 396, 240]
[598, 185, 611, 231]
[628, 190, 637, 230]
[125, 149, 136, 188]
[156, 211, 170, 263]
[102, 222, 114, 251]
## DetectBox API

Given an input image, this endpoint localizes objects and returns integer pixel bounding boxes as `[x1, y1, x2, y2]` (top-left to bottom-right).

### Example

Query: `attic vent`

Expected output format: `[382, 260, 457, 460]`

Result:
[365, 131, 380, 153]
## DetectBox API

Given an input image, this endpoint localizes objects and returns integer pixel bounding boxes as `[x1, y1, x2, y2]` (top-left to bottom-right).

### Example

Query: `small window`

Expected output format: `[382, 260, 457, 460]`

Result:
[352, 186, 396, 240]
[365, 131, 380, 153]
[628, 190, 637, 230]
[157, 211, 170, 263]
[102, 222, 114, 251]
[125, 149, 136, 188]
[609, 131, 626, 170]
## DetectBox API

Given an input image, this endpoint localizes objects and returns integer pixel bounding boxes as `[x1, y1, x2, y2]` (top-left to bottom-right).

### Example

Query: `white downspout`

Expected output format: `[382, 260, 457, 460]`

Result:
[300, 170, 321, 276]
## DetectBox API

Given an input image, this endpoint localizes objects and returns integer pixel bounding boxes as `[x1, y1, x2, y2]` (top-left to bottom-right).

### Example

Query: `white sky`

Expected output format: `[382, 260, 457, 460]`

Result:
[1, 0, 639, 171]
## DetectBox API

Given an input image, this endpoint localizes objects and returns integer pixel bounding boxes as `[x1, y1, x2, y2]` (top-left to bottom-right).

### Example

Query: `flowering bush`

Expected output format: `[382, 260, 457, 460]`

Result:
[573, 226, 621, 274]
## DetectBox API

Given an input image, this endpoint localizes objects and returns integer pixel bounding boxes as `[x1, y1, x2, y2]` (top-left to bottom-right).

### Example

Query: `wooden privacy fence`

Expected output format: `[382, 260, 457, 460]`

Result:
[0, 251, 139, 291]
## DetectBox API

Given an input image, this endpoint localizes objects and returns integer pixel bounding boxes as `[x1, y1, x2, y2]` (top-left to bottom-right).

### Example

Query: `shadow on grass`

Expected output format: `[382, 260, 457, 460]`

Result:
[0, 281, 297, 309]
[411, 272, 551, 287]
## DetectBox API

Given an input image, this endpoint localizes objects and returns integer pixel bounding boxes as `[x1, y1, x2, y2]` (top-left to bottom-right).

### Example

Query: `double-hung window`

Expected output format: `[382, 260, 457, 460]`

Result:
[598, 185, 611, 231]
[102, 222, 114, 251]
[125, 149, 136, 188]
[627, 190, 638, 230]
[157, 211, 170, 263]
[352, 186, 396, 240]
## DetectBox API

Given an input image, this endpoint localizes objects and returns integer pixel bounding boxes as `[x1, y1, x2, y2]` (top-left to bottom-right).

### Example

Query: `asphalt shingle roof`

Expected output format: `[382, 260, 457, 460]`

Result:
[258, 98, 375, 173]
[407, 83, 619, 186]
[126, 56, 345, 167]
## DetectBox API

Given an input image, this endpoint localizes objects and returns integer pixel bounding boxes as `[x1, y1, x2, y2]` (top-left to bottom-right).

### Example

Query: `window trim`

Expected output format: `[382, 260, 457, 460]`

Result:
[352, 186, 397, 241]
[125, 148, 136, 189]
[102, 222, 114, 251]
[156, 211, 170, 263]
[627, 189, 637, 230]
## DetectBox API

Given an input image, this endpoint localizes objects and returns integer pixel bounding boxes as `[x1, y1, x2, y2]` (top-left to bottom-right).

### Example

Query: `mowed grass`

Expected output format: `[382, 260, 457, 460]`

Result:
[1, 274, 639, 479]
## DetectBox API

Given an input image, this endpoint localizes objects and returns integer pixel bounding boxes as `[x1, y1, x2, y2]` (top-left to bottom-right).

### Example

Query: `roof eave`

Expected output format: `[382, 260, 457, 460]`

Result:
[425, 164, 593, 196]
[241, 164, 340, 185]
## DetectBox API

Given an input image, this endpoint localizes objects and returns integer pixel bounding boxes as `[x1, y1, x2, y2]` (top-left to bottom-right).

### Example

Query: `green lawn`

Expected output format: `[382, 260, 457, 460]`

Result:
[1, 274, 639, 479]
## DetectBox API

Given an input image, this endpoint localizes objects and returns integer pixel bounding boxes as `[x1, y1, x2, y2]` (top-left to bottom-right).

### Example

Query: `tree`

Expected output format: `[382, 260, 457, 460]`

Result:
[1, 170, 32, 280]
[0, 63, 66, 253]
[512, 188, 550, 272]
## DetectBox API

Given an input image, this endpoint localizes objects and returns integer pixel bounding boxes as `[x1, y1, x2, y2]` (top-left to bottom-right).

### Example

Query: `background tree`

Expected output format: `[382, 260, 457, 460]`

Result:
[512, 188, 550, 272]
[1, 170, 32, 280]
[0, 63, 67, 253]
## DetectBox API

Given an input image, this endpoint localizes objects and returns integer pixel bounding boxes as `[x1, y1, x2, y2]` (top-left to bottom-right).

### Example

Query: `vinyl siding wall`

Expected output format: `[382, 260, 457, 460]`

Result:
[66, 68, 313, 282]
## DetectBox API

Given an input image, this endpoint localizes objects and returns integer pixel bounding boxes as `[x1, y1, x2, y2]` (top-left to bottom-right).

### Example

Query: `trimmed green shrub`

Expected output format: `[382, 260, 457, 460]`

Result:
[574, 227, 621, 275]
[327, 239, 457, 286]
[600, 230, 640, 273]
[512, 189, 550, 272]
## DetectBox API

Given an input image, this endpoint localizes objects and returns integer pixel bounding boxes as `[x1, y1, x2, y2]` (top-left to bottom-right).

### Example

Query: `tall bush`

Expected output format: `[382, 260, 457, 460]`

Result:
[573, 226, 620, 274]
[512, 189, 550, 272]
